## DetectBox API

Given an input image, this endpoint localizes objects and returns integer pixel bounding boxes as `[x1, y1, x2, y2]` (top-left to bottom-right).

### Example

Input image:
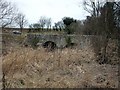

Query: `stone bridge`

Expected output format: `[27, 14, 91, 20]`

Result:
[26, 34, 105, 49]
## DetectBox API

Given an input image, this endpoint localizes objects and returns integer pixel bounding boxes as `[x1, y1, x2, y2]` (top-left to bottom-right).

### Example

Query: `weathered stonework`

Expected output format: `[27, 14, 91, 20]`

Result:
[26, 34, 106, 49]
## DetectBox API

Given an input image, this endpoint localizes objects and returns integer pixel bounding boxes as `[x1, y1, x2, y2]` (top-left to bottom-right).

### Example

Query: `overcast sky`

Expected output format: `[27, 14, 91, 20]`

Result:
[7, 0, 90, 25]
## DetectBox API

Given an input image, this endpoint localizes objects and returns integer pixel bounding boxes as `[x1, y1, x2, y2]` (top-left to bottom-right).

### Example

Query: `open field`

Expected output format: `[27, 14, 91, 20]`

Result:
[1, 33, 119, 88]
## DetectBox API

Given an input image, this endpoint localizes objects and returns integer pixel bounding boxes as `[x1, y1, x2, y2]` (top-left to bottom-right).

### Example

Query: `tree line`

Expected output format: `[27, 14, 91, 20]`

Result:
[28, 16, 82, 34]
[1, 0, 120, 37]
[29, 16, 65, 32]
[28, 0, 120, 37]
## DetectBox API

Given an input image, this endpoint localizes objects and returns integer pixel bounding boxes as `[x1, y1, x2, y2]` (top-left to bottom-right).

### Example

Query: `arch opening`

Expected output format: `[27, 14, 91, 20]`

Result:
[42, 41, 57, 50]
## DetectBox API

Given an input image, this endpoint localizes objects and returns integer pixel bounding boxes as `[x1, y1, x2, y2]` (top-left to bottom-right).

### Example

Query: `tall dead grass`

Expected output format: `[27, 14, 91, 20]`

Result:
[3, 46, 95, 74]
[2, 47, 118, 88]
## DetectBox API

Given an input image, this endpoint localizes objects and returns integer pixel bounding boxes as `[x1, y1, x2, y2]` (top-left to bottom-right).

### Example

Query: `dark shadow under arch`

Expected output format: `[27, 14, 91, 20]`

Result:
[42, 41, 57, 50]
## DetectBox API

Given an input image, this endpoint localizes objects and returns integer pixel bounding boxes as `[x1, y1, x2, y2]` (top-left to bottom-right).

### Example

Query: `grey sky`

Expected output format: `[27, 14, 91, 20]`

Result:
[7, 0, 90, 25]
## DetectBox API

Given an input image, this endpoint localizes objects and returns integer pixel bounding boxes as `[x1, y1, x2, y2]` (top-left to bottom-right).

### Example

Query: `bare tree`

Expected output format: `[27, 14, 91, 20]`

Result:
[0, 0, 17, 28]
[46, 18, 52, 30]
[39, 16, 47, 30]
[83, 0, 104, 17]
[55, 21, 65, 31]
[15, 13, 27, 32]
[83, 0, 118, 64]
[54, 22, 58, 31]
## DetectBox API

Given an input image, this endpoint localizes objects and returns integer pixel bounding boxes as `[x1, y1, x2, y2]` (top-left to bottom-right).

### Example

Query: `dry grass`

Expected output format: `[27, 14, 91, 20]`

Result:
[2, 46, 118, 88]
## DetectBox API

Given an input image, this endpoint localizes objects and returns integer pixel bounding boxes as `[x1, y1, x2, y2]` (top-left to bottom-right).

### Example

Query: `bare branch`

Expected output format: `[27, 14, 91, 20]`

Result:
[0, 0, 17, 28]
[15, 13, 27, 32]
[83, 0, 105, 17]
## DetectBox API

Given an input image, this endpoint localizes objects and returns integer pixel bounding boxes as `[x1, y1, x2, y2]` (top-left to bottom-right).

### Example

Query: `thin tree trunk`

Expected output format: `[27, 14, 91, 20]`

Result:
[20, 27, 22, 33]
[101, 36, 109, 64]
[2, 72, 6, 90]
